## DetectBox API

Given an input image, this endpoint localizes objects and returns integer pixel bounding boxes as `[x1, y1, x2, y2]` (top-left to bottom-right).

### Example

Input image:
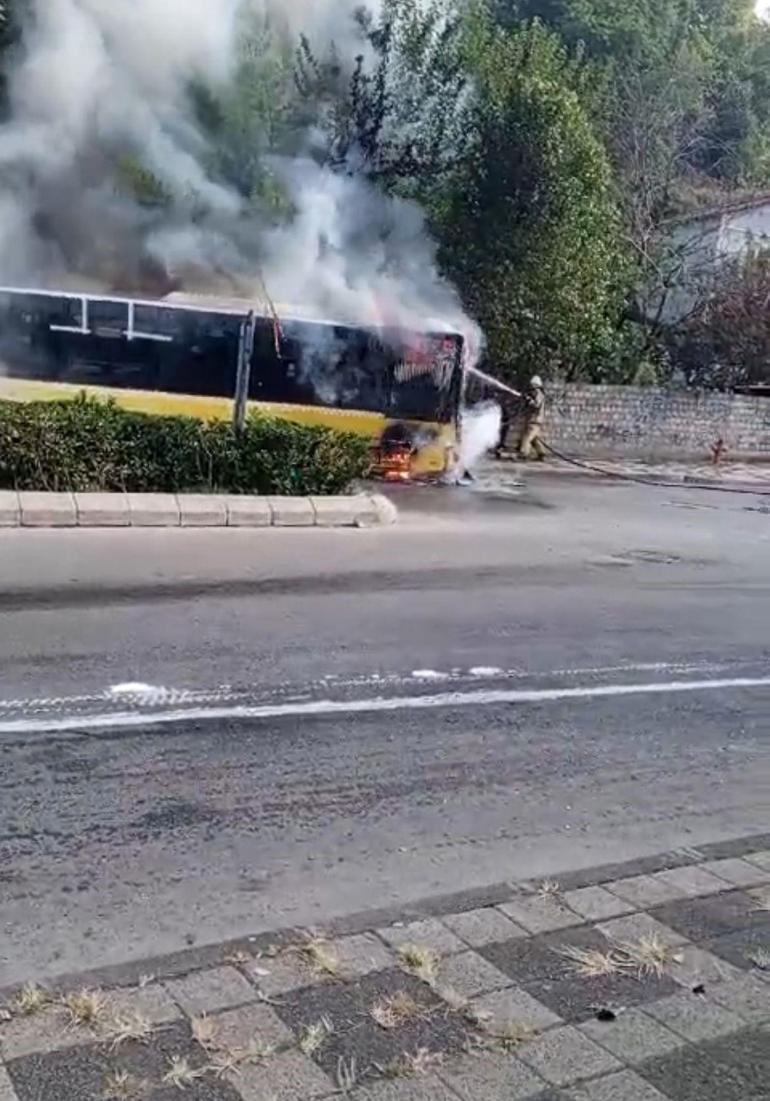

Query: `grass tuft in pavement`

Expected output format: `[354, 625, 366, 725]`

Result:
[537, 879, 562, 901]
[224, 950, 251, 967]
[299, 1017, 333, 1056]
[298, 936, 344, 978]
[107, 1011, 154, 1049]
[747, 946, 770, 971]
[370, 992, 424, 1030]
[162, 1055, 205, 1090]
[62, 988, 108, 1028]
[336, 1055, 358, 1093]
[558, 944, 631, 977]
[397, 944, 440, 985]
[14, 983, 50, 1016]
[190, 1012, 274, 1076]
[381, 1048, 443, 1079]
[103, 1068, 135, 1099]
[620, 933, 682, 977]
[190, 1015, 219, 1052]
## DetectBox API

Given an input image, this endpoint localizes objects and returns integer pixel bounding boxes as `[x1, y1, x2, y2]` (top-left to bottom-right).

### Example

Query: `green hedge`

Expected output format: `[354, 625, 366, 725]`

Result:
[0, 395, 372, 495]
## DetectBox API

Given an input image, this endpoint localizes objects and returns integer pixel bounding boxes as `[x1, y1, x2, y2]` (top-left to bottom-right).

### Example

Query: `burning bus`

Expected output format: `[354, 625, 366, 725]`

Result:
[0, 286, 464, 478]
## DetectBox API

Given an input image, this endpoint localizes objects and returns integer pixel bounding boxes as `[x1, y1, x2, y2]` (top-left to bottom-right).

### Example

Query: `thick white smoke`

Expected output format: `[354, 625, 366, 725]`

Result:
[0, 0, 479, 356]
[457, 400, 501, 475]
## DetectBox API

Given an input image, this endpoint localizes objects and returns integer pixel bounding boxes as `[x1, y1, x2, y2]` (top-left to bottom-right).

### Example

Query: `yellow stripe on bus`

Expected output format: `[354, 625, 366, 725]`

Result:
[0, 377, 454, 474]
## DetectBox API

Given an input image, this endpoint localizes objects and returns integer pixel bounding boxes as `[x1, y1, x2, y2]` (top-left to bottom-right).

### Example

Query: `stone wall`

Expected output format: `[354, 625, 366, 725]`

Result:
[506, 384, 770, 460]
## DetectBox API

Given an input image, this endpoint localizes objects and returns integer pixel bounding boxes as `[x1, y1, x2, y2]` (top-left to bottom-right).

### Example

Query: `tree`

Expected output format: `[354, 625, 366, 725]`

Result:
[190, 11, 300, 213]
[666, 247, 770, 387]
[294, 0, 469, 197]
[436, 17, 626, 381]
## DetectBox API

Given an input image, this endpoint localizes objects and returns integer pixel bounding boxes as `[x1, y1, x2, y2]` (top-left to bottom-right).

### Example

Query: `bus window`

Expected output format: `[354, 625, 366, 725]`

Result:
[251, 320, 389, 414]
[55, 335, 160, 391]
[88, 299, 129, 339]
[133, 304, 184, 343]
[155, 311, 240, 398]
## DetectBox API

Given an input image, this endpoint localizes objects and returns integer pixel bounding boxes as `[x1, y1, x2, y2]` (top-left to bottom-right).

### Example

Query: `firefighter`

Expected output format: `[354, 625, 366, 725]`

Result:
[518, 375, 547, 460]
[494, 391, 516, 457]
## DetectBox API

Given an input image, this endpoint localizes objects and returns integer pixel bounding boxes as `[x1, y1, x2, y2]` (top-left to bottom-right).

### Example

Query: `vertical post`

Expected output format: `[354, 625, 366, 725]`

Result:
[233, 310, 255, 432]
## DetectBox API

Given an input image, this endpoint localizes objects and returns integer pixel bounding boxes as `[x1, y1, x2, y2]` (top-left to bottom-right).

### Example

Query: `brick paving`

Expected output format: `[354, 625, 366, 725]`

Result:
[511, 455, 770, 492]
[2, 835, 769, 1100]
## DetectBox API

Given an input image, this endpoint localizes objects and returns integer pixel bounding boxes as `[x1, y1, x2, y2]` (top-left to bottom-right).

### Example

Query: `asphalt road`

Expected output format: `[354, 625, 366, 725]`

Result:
[1, 473, 769, 985]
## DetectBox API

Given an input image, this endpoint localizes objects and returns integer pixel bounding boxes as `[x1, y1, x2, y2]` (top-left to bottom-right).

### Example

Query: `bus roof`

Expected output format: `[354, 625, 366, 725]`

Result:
[0, 284, 463, 339]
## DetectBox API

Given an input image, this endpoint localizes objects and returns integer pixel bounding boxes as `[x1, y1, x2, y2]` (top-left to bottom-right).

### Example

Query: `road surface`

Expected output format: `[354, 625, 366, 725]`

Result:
[1, 474, 768, 985]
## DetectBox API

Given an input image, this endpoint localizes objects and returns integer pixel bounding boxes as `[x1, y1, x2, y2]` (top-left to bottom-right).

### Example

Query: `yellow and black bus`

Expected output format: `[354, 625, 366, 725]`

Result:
[0, 287, 464, 476]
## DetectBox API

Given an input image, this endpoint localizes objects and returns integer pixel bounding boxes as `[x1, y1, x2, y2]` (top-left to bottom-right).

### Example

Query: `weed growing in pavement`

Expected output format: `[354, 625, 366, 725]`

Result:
[103, 1068, 134, 1099]
[557, 945, 631, 978]
[190, 1010, 274, 1078]
[491, 1020, 537, 1050]
[224, 950, 251, 967]
[747, 946, 770, 970]
[207, 1037, 274, 1079]
[162, 1055, 205, 1090]
[397, 944, 440, 985]
[190, 1015, 219, 1052]
[620, 933, 682, 977]
[299, 1017, 333, 1056]
[537, 880, 562, 901]
[381, 1048, 443, 1079]
[239, 1038, 274, 1064]
[370, 992, 423, 1029]
[62, 988, 109, 1028]
[298, 937, 343, 977]
[14, 983, 49, 1016]
[106, 1012, 154, 1049]
[336, 1055, 358, 1093]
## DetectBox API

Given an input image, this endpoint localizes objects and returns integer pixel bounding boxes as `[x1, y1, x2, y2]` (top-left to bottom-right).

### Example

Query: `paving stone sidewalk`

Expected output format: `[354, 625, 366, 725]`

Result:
[502, 454, 770, 493]
[2, 834, 770, 1101]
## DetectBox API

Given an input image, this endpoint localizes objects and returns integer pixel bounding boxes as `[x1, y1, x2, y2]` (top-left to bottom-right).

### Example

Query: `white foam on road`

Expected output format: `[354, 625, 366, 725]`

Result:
[0, 675, 767, 736]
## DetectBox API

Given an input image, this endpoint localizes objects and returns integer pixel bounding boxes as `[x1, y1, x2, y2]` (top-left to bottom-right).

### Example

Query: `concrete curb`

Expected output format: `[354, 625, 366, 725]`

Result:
[0, 492, 398, 529]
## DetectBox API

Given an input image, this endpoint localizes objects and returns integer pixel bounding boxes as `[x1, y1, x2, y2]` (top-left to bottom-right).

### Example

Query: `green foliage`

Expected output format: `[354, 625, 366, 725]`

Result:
[1, 0, 768, 386]
[189, 11, 300, 214]
[115, 153, 172, 208]
[436, 17, 627, 381]
[294, 0, 469, 197]
[0, 395, 371, 495]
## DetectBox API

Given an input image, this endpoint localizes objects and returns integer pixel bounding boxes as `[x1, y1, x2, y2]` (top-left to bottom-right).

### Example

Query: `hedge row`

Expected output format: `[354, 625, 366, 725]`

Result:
[0, 395, 372, 495]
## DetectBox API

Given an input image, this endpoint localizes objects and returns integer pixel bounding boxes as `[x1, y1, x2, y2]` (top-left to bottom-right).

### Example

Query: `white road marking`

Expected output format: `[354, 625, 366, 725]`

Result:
[0, 676, 767, 736]
[0, 661, 735, 714]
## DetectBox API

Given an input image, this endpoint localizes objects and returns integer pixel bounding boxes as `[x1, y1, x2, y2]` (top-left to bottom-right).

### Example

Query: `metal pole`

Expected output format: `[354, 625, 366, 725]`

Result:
[233, 310, 255, 432]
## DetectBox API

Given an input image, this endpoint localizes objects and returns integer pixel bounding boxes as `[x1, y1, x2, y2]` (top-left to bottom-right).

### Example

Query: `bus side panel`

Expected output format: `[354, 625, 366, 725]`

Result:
[0, 375, 386, 437]
[0, 375, 451, 472]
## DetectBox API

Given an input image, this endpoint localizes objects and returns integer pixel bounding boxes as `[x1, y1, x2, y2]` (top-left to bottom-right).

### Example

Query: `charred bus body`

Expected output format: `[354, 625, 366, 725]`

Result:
[0, 287, 464, 476]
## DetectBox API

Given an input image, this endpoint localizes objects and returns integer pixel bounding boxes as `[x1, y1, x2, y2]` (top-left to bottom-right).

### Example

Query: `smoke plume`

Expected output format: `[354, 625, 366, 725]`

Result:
[0, 0, 479, 353]
[457, 400, 501, 474]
